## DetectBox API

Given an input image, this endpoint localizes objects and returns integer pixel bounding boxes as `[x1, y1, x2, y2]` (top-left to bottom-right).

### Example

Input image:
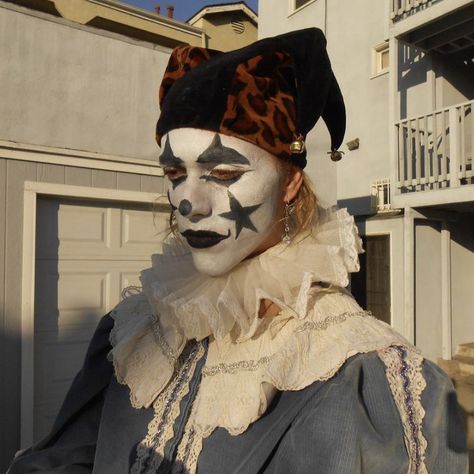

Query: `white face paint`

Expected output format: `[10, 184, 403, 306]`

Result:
[160, 128, 283, 276]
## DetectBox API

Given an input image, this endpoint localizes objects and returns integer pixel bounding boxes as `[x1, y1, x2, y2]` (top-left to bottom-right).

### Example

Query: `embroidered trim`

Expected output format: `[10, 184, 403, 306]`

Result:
[202, 310, 373, 378]
[202, 356, 270, 377]
[378, 346, 428, 474]
[131, 342, 205, 474]
[173, 425, 203, 474]
[295, 310, 371, 332]
[150, 314, 177, 364]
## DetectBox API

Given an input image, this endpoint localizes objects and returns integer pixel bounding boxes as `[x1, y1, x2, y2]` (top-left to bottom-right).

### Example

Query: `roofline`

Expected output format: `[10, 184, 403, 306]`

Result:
[88, 0, 203, 36]
[187, 2, 258, 25]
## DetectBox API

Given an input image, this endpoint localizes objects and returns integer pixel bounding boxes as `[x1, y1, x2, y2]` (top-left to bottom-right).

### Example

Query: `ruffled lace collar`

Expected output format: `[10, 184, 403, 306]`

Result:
[108, 207, 413, 436]
[141, 206, 362, 342]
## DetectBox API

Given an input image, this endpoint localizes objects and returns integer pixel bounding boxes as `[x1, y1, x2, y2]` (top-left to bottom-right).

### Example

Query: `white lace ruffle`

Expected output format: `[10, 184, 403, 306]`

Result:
[190, 291, 412, 437]
[108, 294, 180, 409]
[108, 206, 410, 430]
[139, 207, 363, 346]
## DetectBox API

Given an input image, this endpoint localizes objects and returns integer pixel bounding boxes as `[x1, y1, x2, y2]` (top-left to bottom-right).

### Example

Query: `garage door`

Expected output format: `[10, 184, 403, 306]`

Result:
[33, 197, 168, 441]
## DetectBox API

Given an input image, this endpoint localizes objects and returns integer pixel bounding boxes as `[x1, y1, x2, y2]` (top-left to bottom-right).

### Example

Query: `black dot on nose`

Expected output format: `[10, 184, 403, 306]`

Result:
[178, 199, 192, 216]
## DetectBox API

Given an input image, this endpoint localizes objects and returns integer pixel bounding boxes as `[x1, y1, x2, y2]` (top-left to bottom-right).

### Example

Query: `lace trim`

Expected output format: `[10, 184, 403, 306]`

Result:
[173, 425, 203, 474]
[295, 310, 370, 332]
[378, 346, 428, 474]
[131, 342, 206, 474]
[202, 310, 372, 378]
[151, 314, 178, 364]
[139, 207, 363, 346]
[202, 356, 270, 377]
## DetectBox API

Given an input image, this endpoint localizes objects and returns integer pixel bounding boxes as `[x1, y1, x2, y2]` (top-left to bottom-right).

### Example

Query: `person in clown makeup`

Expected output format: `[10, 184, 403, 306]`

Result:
[8, 28, 467, 474]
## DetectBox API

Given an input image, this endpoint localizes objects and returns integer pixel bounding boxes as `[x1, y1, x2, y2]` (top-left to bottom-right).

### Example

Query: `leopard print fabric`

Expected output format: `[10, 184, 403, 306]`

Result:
[158, 46, 220, 109]
[220, 51, 297, 161]
[157, 46, 301, 164]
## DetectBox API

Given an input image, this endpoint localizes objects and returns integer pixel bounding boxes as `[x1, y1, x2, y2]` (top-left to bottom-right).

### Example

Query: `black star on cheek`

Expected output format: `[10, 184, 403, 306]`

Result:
[219, 191, 262, 239]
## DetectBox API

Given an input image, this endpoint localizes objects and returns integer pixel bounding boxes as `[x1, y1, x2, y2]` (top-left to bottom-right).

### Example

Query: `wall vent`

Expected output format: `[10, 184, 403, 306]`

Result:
[231, 19, 245, 34]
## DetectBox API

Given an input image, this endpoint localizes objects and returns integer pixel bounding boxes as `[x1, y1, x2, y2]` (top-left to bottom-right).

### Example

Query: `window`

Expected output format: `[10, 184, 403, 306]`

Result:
[295, 0, 312, 9]
[372, 42, 389, 77]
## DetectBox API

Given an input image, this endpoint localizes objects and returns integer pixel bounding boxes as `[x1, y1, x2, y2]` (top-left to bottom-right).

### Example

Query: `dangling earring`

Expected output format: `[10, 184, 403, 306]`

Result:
[282, 201, 295, 244]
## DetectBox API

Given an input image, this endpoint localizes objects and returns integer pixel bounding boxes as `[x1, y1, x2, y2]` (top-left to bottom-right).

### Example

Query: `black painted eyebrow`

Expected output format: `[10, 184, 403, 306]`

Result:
[197, 134, 250, 166]
[159, 138, 184, 167]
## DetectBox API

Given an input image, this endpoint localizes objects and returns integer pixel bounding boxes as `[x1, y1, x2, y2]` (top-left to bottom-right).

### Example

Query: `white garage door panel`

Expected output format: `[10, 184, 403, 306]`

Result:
[58, 270, 111, 313]
[122, 208, 167, 253]
[34, 198, 167, 441]
[59, 205, 111, 245]
[121, 270, 144, 290]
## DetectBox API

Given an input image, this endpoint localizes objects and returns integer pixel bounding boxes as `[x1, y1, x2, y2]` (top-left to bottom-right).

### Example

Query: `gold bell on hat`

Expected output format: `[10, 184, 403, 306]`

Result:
[290, 135, 305, 154]
[328, 149, 344, 161]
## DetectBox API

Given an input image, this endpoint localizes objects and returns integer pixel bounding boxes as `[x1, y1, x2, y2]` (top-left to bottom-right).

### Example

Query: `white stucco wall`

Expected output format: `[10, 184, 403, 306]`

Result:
[0, 4, 170, 160]
[414, 219, 443, 361]
[259, 0, 335, 205]
[451, 216, 474, 351]
[259, 0, 393, 211]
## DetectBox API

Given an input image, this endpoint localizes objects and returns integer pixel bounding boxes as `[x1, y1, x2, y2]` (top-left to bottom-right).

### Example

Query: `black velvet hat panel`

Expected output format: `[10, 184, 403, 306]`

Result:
[156, 28, 345, 168]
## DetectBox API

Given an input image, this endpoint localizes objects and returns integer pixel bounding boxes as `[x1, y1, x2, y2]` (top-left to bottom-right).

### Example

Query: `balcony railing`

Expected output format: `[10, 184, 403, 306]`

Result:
[395, 100, 473, 192]
[390, 0, 441, 20]
[371, 179, 392, 212]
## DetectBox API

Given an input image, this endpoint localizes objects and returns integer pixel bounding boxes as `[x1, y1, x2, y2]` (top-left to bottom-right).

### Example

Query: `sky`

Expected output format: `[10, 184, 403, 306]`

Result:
[120, 0, 258, 22]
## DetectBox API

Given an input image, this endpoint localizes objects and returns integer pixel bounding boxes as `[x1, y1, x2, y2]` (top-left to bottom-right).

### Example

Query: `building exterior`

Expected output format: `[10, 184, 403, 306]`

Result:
[259, 0, 474, 462]
[187, 1, 258, 51]
[5, 0, 204, 47]
[259, 0, 474, 359]
[0, 0, 257, 469]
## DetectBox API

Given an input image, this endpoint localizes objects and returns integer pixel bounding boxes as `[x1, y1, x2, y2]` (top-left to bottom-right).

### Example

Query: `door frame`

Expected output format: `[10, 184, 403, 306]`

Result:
[20, 181, 162, 447]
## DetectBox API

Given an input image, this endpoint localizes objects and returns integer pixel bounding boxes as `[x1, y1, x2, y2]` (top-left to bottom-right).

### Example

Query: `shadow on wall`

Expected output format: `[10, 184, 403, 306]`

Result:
[337, 195, 376, 217]
[398, 43, 430, 120]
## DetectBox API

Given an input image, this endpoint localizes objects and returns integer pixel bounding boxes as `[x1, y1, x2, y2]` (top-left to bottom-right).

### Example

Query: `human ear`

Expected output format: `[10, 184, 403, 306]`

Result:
[284, 166, 303, 202]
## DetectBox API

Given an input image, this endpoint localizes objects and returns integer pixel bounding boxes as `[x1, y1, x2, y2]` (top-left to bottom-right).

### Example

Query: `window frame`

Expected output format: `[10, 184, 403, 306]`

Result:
[289, 0, 317, 16]
[372, 41, 390, 78]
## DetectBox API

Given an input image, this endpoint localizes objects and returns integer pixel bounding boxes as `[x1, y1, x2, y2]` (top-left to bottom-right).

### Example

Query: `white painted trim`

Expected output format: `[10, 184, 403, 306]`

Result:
[20, 181, 165, 446]
[440, 222, 452, 359]
[188, 3, 258, 24]
[389, 0, 473, 38]
[403, 207, 415, 344]
[287, 0, 318, 18]
[24, 181, 163, 202]
[371, 41, 390, 78]
[20, 189, 38, 448]
[389, 36, 399, 209]
[0, 140, 164, 177]
[393, 185, 474, 208]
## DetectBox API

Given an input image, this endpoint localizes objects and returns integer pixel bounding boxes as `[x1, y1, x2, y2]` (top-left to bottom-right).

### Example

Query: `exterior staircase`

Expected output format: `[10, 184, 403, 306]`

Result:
[439, 342, 474, 472]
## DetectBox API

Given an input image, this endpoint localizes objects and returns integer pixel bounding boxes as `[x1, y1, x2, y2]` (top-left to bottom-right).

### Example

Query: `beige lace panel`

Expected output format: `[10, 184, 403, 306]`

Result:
[201, 310, 371, 378]
[378, 346, 428, 474]
[131, 342, 206, 474]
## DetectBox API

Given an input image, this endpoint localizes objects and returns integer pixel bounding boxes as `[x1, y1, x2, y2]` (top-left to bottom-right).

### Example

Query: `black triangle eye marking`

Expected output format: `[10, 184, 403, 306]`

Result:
[159, 138, 184, 167]
[197, 134, 250, 166]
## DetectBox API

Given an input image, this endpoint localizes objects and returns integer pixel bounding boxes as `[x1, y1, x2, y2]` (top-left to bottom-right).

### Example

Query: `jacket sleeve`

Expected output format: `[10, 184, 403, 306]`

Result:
[267, 352, 468, 474]
[7, 314, 115, 473]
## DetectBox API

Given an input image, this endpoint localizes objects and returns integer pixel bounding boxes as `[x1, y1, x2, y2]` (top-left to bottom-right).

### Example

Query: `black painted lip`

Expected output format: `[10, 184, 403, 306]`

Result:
[181, 229, 231, 249]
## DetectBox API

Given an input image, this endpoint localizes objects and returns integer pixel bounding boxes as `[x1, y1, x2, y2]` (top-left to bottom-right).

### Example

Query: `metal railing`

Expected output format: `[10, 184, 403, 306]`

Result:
[395, 100, 473, 192]
[390, 0, 440, 20]
[371, 179, 392, 212]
